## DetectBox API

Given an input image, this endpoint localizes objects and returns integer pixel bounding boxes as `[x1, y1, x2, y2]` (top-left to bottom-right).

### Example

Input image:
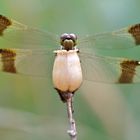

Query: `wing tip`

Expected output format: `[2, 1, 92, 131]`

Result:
[128, 24, 140, 45]
[0, 14, 12, 35]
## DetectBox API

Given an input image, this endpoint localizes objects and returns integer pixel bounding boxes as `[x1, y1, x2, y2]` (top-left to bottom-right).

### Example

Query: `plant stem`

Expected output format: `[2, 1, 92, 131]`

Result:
[66, 93, 77, 140]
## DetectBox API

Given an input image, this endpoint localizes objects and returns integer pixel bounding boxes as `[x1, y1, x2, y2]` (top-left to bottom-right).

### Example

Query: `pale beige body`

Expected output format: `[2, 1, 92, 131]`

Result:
[52, 49, 83, 92]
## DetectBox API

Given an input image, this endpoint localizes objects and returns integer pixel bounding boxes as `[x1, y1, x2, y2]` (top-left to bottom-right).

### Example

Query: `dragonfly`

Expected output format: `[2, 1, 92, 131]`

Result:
[0, 15, 140, 102]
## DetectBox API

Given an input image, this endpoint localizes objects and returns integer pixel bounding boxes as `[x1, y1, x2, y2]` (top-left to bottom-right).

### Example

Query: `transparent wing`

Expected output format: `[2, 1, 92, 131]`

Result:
[0, 48, 54, 77]
[79, 24, 140, 51]
[80, 52, 140, 83]
[0, 15, 59, 50]
[1, 48, 140, 84]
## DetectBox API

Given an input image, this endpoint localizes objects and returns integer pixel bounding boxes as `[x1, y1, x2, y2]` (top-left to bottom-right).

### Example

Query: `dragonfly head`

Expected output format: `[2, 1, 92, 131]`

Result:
[60, 33, 77, 51]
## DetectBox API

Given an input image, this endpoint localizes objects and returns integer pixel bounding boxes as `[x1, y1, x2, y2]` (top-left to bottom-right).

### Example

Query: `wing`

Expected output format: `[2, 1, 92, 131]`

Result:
[0, 48, 54, 77]
[80, 52, 140, 83]
[0, 15, 59, 49]
[79, 24, 140, 51]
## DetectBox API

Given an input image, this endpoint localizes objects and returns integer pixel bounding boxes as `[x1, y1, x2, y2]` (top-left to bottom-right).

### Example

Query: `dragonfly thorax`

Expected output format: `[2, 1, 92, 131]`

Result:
[60, 33, 77, 51]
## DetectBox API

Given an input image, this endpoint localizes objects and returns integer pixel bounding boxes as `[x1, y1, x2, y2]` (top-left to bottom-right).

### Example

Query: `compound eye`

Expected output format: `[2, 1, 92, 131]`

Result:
[69, 33, 77, 41]
[60, 33, 69, 40]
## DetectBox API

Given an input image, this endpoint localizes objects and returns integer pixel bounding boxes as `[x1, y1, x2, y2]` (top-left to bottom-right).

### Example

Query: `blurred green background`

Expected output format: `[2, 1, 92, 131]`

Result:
[0, 0, 140, 140]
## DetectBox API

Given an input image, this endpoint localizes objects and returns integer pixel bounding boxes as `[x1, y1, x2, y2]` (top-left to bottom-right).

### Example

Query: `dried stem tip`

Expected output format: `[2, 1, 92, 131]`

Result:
[66, 93, 77, 140]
